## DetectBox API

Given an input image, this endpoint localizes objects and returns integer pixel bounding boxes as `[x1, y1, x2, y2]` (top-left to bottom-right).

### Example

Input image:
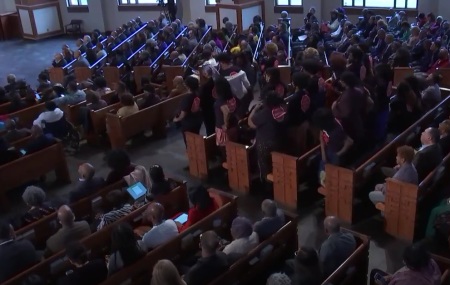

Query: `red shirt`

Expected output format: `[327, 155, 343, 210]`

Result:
[428, 59, 450, 74]
[179, 201, 218, 232]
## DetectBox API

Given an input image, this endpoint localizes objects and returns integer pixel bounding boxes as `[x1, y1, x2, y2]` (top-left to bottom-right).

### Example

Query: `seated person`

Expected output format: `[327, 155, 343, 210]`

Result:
[222, 216, 259, 260]
[168, 76, 188, 98]
[58, 241, 107, 285]
[253, 199, 285, 240]
[369, 146, 419, 206]
[287, 247, 322, 285]
[116, 93, 138, 117]
[178, 185, 218, 232]
[105, 149, 136, 184]
[53, 81, 86, 107]
[23, 125, 56, 155]
[370, 243, 441, 285]
[95, 190, 136, 231]
[146, 164, 175, 200]
[183, 230, 229, 285]
[139, 84, 161, 110]
[52, 53, 67, 68]
[45, 205, 91, 257]
[33, 101, 64, 128]
[85, 90, 107, 111]
[266, 273, 292, 285]
[414, 128, 443, 180]
[69, 163, 105, 203]
[141, 202, 178, 250]
[319, 216, 356, 278]
[107, 223, 146, 276]
[20, 186, 54, 227]
[3, 119, 30, 144]
[0, 137, 21, 166]
[0, 220, 40, 283]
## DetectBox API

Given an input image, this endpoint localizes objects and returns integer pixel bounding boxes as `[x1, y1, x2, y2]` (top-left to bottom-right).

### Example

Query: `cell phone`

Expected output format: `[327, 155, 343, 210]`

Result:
[374, 273, 388, 285]
[20, 149, 26, 155]
[35, 93, 41, 100]
[174, 213, 188, 224]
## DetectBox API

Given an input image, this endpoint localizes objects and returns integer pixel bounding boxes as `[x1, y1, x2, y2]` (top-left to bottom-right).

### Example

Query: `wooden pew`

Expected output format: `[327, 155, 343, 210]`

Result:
[9, 135, 32, 149]
[87, 93, 146, 144]
[438, 68, 450, 89]
[15, 180, 127, 247]
[106, 93, 188, 149]
[268, 145, 321, 210]
[48, 67, 65, 85]
[376, 152, 450, 242]
[0, 101, 11, 115]
[319, 89, 450, 224]
[61, 90, 116, 125]
[4, 181, 191, 285]
[393, 67, 413, 87]
[74, 66, 92, 82]
[222, 141, 255, 195]
[185, 132, 218, 180]
[6, 103, 46, 128]
[209, 211, 298, 285]
[98, 188, 238, 285]
[321, 229, 370, 285]
[0, 141, 70, 208]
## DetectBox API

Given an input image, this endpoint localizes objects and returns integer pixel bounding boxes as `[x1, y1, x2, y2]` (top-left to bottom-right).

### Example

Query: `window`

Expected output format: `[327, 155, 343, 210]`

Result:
[67, 0, 87, 6]
[206, 0, 217, 4]
[66, 0, 88, 12]
[275, 0, 302, 5]
[342, 0, 417, 9]
[119, 0, 176, 4]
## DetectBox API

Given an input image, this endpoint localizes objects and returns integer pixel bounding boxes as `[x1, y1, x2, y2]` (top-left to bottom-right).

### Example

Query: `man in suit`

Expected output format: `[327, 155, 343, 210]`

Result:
[414, 127, 443, 180]
[410, 30, 427, 62]
[370, 146, 419, 206]
[73, 50, 90, 68]
[69, 163, 105, 203]
[52, 53, 67, 68]
[319, 216, 356, 278]
[45, 205, 91, 257]
[253, 199, 285, 240]
[0, 220, 40, 282]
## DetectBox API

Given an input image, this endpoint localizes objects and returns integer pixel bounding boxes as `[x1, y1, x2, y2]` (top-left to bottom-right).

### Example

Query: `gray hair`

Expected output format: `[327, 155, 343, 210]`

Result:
[266, 273, 291, 285]
[22, 186, 46, 207]
[7, 74, 16, 83]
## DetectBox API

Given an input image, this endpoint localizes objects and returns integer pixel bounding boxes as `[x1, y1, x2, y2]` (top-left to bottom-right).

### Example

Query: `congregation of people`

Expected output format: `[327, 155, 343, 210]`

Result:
[2, 3, 450, 285]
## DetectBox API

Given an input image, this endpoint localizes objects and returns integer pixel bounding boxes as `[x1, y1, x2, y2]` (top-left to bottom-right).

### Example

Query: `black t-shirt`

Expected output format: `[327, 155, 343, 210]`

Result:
[252, 106, 287, 144]
[322, 120, 347, 153]
[287, 90, 312, 126]
[58, 259, 107, 285]
[179, 92, 202, 128]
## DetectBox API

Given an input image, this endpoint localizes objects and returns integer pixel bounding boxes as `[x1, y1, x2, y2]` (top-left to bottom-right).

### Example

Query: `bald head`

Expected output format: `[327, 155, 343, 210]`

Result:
[58, 205, 75, 226]
[7, 74, 16, 84]
[200, 230, 219, 255]
[170, 51, 179, 60]
[74, 50, 81, 58]
[261, 199, 277, 217]
[146, 202, 165, 224]
[78, 163, 95, 180]
[324, 216, 340, 235]
[173, 76, 184, 86]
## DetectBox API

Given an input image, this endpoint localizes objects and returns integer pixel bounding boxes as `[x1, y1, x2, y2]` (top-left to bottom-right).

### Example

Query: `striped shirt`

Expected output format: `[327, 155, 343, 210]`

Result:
[97, 204, 133, 231]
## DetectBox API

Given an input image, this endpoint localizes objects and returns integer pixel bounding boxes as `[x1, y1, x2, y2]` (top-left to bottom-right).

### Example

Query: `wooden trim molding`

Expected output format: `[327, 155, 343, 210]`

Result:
[117, 4, 162, 12]
[205, 5, 216, 13]
[274, 5, 303, 14]
[67, 6, 89, 13]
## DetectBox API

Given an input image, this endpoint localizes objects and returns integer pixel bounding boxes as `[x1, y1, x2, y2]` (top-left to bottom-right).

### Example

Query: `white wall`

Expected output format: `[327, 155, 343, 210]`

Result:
[0, 0, 15, 13]
[56, 0, 448, 34]
[34, 6, 61, 35]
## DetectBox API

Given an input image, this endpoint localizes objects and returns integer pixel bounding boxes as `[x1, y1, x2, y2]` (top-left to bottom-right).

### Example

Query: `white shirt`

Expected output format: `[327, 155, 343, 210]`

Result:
[223, 232, 259, 255]
[142, 219, 178, 250]
[33, 108, 64, 127]
[225, 70, 251, 100]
